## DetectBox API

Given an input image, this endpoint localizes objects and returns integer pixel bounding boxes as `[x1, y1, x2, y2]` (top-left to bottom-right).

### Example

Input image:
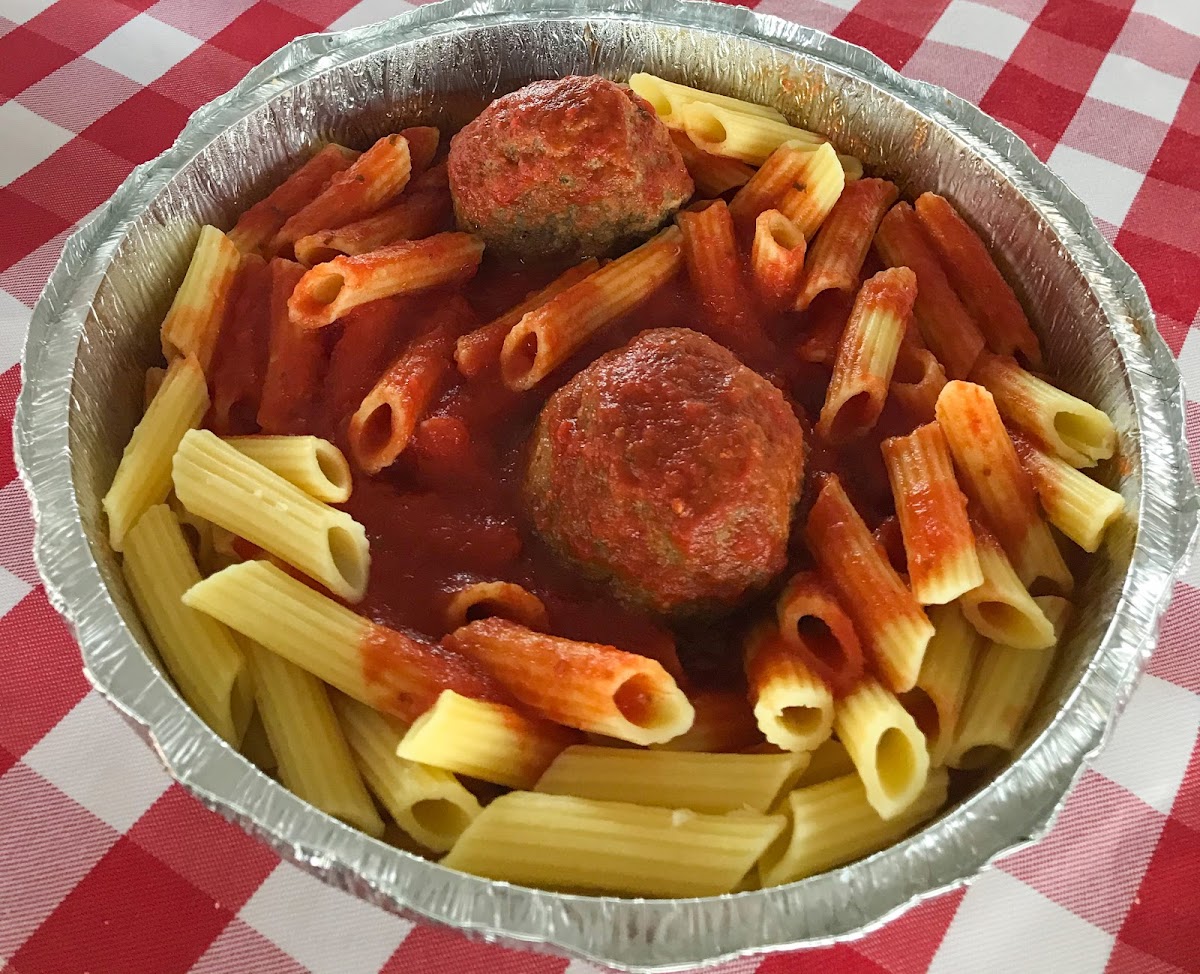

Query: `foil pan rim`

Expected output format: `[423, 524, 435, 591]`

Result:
[14, 0, 1199, 969]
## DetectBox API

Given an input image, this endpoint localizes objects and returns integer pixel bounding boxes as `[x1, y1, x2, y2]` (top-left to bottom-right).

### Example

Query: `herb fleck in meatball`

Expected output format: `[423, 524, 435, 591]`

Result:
[524, 328, 805, 616]
[448, 75, 693, 259]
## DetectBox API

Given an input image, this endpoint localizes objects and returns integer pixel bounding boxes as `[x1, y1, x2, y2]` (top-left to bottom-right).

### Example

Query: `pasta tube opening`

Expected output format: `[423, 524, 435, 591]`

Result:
[411, 798, 475, 838]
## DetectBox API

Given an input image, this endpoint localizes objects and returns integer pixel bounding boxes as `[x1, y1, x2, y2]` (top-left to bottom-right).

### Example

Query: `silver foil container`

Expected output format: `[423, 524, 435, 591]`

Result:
[14, 0, 1200, 969]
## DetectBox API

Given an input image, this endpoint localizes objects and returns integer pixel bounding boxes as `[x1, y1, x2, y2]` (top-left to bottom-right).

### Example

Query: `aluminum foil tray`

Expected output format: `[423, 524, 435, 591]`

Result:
[14, 0, 1199, 969]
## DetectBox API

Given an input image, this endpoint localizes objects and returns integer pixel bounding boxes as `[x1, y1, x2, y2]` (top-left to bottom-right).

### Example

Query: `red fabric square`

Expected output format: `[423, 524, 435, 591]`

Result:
[833, 12, 925, 70]
[381, 924, 567, 974]
[16, 58, 141, 134]
[1062, 97, 1169, 172]
[834, 0, 952, 36]
[980, 63, 1084, 157]
[1117, 819, 1200, 973]
[1113, 230, 1200, 337]
[127, 784, 279, 911]
[9, 836, 234, 974]
[0, 587, 91, 758]
[1168, 735, 1200, 834]
[1107, 941, 1191, 974]
[0, 764, 120, 961]
[113, 0, 161, 10]
[0, 28, 76, 98]
[1123, 177, 1200, 256]
[854, 888, 966, 974]
[1007, 26, 1108, 95]
[0, 225, 74, 307]
[1032, 0, 1131, 51]
[0, 364, 21, 486]
[0, 744, 15, 778]
[148, 44, 255, 111]
[0, 191, 71, 276]
[8, 137, 132, 224]
[1148, 125, 1200, 191]
[266, 0, 361, 24]
[758, 943, 890, 974]
[81, 87, 192, 165]
[1112, 13, 1200, 81]
[208, 2, 324, 63]
[22, 0, 141, 55]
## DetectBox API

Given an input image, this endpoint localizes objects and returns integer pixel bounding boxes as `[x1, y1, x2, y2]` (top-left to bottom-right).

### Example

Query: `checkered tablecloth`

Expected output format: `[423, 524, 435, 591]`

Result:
[2, 0, 1198, 971]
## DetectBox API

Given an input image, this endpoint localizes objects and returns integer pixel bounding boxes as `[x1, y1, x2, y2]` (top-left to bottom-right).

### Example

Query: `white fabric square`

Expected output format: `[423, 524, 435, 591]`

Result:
[927, 0, 1030, 61]
[239, 862, 414, 974]
[0, 102, 73, 186]
[85, 13, 203, 85]
[1131, 0, 1200, 36]
[929, 870, 1115, 974]
[0, 287, 30, 374]
[1087, 52, 1189, 124]
[22, 691, 172, 832]
[327, 0, 416, 32]
[1090, 673, 1200, 814]
[1045, 144, 1145, 226]
[0, 0, 55, 24]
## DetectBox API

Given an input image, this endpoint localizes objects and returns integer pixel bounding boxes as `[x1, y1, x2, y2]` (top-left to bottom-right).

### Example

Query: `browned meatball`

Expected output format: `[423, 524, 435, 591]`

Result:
[524, 328, 806, 616]
[448, 75, 693, 259]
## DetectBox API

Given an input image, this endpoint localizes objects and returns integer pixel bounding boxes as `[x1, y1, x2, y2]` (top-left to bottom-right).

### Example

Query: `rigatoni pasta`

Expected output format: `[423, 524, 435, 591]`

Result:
[223, 435, 352, 503]
[159, 225, 241, 370]
[744, 623, 835, 753]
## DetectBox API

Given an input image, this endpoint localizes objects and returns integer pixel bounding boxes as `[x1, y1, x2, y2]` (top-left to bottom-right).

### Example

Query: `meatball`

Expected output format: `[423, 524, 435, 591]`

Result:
[448, 75, 693, 259]
[524, 328, 805, 616]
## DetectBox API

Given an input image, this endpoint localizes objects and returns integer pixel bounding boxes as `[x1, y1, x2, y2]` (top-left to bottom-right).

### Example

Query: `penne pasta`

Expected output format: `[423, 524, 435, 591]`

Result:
[173, 429, 370, 600]
[321, 296, 410, 420]
[935, 380, 1072, 591]
[679, 101, 851, 170]
[777, 142, 846, 239]
[454, 259, 598, 379]
[228, 143, 359, 255]
[880, 421, 983, 605]
[914, 192, 1042, 367]
[166, 491, 215, 569]
[104, 354, 209, 552]
[794, 178, 899, 311]
[272, 133, 413, 253]
[182, 560, 512, 722]
[222, 435, 352, 504]
[744, 623, 835, 753]
[209, 253, 271, 434]
[396, 690, 577, 790]
[947, 597, 1071, 770]
[143, 366, 166, 410]
[443, 581, 549, 632]
[123, 505, 252, 746]
[834, 678, 930, 820]
[901, 602, 983, 766]
[959, 527, 1056, 650]
[668, 129, 756, 197]
[759, 768, 948, 886]
[257, 258, 322, 434]
[442, 618, 694, 746]
[728, 141, 823, 229]
[649, 690, 763, 753]
[874, 202, 985, 380]
[240, 709, 277, 774]
[159, 225, 242, 371]
[805, 474, 934, 693]
[242, 637, 384, 838]
[773, 571, 864, 694]
[792, 738, 856, 788]
[288, 232, 484, 330]
[750, 209, 806, 310]
[331, 692, 482, 852]
[535, 745, 807, 814]
[971, 352, 1117, 468]
[293, 190, 452, 267]
[440, 791, 784, 897]
[396, 126, 441, 176]
[628, 73, 788, 125]
[795, 289, 853, 365]
[347, 321, 454, 475]
[1011, 431, 1125, 551]
[499, 225, 683, 390]
[676, 201, 773, 362]
[890, 343, 947, 422]
[817, 266, 916, 442]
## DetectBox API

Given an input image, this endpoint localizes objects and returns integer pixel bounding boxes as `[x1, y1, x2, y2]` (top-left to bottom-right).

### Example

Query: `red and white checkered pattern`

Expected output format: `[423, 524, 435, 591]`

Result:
[1, 0, 1198, 970]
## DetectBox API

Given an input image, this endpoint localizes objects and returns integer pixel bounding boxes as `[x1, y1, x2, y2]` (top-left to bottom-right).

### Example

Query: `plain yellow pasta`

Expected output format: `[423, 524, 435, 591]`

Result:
[172, 429, 370, 602]
[1014, 435, 1126, 551]
[791, 738, 856, 789]
[960, 530, 1056, 650]
[627, 73, 787, 124]
[396, 690, 577, 789]
[834, 679, 930, 820]
[242, 637, 383, 837]
[166, 491, 215, 570]
[240, 709, 277, 774]
[777, 142, 846, 239]
[223, 435, 353, 503]
[331, 693, 481, 852]
[103, 354, 209, 552]
[946, 597, 1071, 770]
[159, 225, 241, 370]
[758, 768, 949, 886]
[122, 504, 252, 746]
[534, 745, 808, 814]
[680, 101, 821, 164]
[440, 791, 785, 897]
[144, 366, 166, 409]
